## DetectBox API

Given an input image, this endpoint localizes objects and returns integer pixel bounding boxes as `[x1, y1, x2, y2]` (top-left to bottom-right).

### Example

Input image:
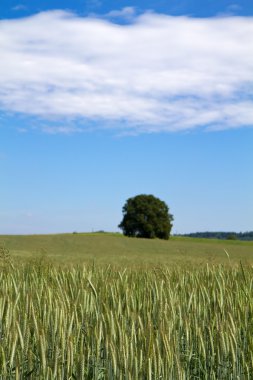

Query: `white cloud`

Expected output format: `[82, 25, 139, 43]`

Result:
[105, 7, 136, 20]
[0, 11, 253, 134]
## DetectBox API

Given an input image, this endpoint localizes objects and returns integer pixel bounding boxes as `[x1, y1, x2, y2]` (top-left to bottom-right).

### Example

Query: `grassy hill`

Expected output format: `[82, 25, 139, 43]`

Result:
[1, 232, 252, 267]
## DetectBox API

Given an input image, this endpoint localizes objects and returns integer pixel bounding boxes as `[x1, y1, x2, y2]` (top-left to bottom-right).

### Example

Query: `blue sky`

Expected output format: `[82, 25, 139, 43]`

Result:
[0, 1, 252, 234]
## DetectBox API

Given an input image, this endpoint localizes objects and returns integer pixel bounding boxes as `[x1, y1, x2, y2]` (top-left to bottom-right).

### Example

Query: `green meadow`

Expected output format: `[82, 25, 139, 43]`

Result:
[1, 234, 253, 379]
[0, 232, 252, 267]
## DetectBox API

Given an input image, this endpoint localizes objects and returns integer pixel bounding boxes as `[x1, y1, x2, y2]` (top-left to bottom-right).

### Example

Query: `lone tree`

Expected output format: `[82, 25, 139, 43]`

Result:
[119, 194, 173, 240]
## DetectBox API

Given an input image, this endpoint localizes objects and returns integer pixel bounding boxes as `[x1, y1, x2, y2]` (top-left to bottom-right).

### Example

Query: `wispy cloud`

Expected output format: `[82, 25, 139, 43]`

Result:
[40, 125, 83, 134]
[11, 4, 27, 11]
[0, 11, 253, 134]
[105, 7, 136, 21]
[218, 3, 242, 17]
[227, 4, 242, 12]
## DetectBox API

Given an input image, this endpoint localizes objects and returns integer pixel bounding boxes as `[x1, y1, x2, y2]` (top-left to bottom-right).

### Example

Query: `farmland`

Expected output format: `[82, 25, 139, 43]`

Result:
[1, 234, 253, 378]
[1, 233, 253, 267]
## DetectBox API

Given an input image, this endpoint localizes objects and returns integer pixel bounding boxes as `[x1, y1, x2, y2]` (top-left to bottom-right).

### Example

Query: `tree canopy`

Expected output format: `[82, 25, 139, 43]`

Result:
[118, 194, 173, 240]
[176, 231, 253, 241]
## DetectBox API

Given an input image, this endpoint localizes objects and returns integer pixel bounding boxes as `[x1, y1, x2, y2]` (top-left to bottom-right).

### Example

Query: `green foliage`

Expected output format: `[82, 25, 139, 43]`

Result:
[119, 194, 173, 240]
[227, 234, 237, 240]
[179, 231, 253, 241]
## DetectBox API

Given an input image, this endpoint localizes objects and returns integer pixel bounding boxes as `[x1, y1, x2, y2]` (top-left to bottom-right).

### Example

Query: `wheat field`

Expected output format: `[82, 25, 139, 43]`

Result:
[0, 249, 253, 379]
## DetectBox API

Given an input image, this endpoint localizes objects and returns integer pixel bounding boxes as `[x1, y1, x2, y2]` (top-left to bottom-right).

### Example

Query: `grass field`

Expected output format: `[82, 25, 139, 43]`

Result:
[0, 232, 253, 267]
[1, 234, 253, 379]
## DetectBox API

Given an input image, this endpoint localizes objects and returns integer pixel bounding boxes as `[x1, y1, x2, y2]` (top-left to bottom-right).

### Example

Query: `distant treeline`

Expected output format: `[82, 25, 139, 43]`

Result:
[175, 232, 253, 241]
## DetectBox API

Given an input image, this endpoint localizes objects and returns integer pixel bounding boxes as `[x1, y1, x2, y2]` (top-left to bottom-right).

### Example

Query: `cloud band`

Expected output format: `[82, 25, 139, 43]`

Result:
[0, 11, 253, 133]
